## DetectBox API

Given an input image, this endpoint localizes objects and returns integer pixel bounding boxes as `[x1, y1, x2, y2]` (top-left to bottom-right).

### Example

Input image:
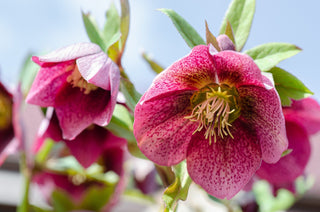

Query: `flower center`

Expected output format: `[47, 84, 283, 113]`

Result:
[0, 93, 12, 130]
[185, 83, 240, 144]
[66, 64, 98, 94]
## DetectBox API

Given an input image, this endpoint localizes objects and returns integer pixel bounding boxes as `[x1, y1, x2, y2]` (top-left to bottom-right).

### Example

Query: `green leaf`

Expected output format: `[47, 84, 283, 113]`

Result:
[106, 104, 146, 159]
[119, 0, 130, 52]
[219, 0, 255, 51]
[224, 20, 236, 45]
[119, 77, 142, 112]
[245, 43, 302, 71]
[159, 9, 205, 48]
[52, 190, 74, 212]
[19, 54, 38, 97]
[142, 52, 164, 74]
[82, 12, 106, 51]
[103, 3, 120, 45]
[267, 67, 313, 106]
[162, 161, 192, 212]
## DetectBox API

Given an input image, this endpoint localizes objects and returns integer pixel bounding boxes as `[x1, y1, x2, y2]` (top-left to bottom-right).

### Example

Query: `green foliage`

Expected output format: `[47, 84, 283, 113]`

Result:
[245, 43, 302, 71]
[253, 180, 296, 212]
[219, 0, 255, 51]
[82, 12, 107, 51]
[119, 0, 130, 52]
[205, 21, 221, 51]
[159, 9, 205, 48]
[119, 78, 142, 112]
[142, 52, 164, 74]
[267, 67, 313, 106]
[19, 54, 38, 96]
[162, 161, 192, 212]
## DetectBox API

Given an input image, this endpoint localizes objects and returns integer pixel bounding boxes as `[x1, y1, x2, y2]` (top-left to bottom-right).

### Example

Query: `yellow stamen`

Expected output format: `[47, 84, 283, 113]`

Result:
[185, 83, 240, 144]
[66, 65, 98, 94]
[0, 93, 12, 130]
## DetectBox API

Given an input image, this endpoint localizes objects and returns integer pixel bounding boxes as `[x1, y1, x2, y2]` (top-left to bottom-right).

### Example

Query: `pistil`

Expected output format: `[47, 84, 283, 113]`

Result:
[185, 84, 240, 144]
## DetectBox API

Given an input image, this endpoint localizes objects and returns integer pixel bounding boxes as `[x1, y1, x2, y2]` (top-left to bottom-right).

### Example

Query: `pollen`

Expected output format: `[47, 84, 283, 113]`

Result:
[66, 64, 98, 94]
[0, 93, 12, 130]
[185, 83, 240, 144]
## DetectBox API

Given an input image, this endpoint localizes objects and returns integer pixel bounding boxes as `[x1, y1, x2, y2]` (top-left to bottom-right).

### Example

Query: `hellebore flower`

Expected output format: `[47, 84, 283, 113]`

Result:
[133, 45, 288, 199]
[26, 42, 120, 140]
[0, 82, 22, 165]
[34, 108, 127, 211]
[256, 98, 320, 194]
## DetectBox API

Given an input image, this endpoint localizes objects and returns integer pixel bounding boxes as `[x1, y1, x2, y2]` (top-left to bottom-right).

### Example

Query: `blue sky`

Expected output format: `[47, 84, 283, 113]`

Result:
[1, 0, 319, 100]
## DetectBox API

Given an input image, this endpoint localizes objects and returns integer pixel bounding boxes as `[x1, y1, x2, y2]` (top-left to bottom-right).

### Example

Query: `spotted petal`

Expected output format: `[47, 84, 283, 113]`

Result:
[256, 120, 311, 184]
[134, 90, 197, 166]
[239, 84, 288, 164]
[143, 45, 217, 102]
[283, 98, 320, 135]
[187, 120, 262, 199]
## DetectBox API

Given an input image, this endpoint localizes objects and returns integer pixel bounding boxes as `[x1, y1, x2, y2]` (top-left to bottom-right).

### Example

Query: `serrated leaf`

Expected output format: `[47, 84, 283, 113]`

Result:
[19, 54, 38, 97]
[267, 67, 313, 106]
[162, 161, 192, 212]
[205, 21, 220, 51]
[142, 52, 164, 74]
[82, 12, 106, 51]
[219, 0, 255, 51]
[159, 9, 205, 48]
[245, 43, 302, 71]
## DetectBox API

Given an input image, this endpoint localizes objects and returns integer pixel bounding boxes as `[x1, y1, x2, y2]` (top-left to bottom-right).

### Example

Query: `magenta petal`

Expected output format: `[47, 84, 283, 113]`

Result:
[65, 126, 109, 168]
[55, 86, 111, 140]
[37, 43, 101, 63]
[134, 91, 197, 166]
[142, 45, 216, 102]
[256, 120, 311, 184]
[187, 121, 262, 199]
[238, 84, 288, 164]
[26, 59, 72, 107]
[212, 51, 264, 87]
[284, 98, 320, 135]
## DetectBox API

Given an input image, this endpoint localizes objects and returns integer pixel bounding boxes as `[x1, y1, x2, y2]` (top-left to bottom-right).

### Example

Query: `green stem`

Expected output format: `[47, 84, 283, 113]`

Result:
[17, 152, 31, 212]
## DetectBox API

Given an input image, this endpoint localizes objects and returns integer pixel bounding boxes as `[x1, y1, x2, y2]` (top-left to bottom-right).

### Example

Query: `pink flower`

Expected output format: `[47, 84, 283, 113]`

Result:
[26, 43, 120, 140]
[33, 109, 127, 211]
[0, 82, 22, 165]
[256, 98, 320, 194]
[133, 45, 288, 199]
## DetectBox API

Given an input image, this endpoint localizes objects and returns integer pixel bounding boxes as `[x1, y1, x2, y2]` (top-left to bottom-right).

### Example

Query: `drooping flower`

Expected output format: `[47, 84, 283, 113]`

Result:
[26, 42, 120, 140]
[256, 98, 320, 194]
[0, 82, 22, 165]
[33, 108, 127, 211]
[133, 44, 288, 199]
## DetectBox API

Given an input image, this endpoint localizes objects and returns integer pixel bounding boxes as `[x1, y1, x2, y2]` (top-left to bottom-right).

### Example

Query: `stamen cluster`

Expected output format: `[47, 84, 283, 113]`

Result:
[186, 84, 240, 144]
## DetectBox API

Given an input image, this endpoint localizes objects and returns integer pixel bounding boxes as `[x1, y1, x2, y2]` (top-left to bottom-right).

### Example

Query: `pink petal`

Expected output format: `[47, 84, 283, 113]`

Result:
[37, 42, 102, 63]
[256, 120, 311, 184]
[238, 84, 288, 164]
[134, 90, 197, 166]
[283, 98, 320, 135]
[54, 86, 111, 140]
[65, 126, 109, 168]
[26, 59, 73, 107]
[142, 45, 216, 102]
[186, 120, 262, 199]
[212, 51, 264, 87]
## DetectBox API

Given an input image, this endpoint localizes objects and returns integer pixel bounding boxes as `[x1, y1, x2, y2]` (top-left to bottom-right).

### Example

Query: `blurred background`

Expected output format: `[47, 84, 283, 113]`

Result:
[0, 0, 320, 211]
